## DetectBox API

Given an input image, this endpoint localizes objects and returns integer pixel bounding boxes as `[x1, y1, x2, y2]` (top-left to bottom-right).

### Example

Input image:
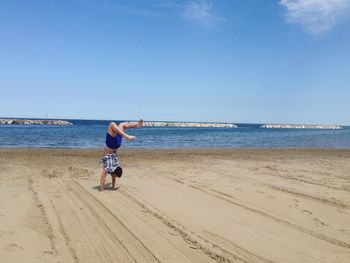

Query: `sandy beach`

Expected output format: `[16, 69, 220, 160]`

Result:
[0, 148, 349, 262]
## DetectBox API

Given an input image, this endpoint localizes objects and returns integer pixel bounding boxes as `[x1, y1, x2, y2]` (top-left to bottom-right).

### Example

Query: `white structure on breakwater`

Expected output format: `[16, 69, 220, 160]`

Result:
[261, 124, 343, 129]
[144, 121, 237, 128]
[0, 119, 73, 125]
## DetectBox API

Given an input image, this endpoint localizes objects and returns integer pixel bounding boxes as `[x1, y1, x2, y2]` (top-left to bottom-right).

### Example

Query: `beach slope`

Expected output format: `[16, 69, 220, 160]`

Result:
[0, 148, 349, 262]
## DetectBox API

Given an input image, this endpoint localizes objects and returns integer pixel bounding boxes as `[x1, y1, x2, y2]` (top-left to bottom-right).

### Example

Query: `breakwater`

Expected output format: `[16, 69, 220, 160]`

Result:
[0, 119, 73, 125]
[144, 121, 237, 128]
[261, 124, 343, 129]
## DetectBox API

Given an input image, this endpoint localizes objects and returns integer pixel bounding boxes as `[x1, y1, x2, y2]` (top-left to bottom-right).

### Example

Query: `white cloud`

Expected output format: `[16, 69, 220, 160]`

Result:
[182, 0, 225, 28]
[280, 0, 350, 35]
[74, 0, 226, 28]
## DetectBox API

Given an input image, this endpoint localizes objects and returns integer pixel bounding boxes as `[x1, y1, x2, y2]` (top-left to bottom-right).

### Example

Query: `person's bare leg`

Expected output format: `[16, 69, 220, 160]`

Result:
[119, 119, 144, 130]
[99, 170, 107, 191]
[108, 122, 135, 141]
[113, 119, 143, 140]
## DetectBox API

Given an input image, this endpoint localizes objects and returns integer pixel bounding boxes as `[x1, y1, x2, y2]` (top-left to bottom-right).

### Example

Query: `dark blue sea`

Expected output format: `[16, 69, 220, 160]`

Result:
[1, 119, 350, 149]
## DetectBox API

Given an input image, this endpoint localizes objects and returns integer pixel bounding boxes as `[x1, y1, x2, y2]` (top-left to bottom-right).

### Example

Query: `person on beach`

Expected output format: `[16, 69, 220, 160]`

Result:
[99, 119, 143, 191]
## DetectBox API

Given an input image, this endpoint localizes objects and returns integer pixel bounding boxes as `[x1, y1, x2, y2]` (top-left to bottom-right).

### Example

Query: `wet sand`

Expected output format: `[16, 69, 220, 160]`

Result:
[0, 148, 349, 262]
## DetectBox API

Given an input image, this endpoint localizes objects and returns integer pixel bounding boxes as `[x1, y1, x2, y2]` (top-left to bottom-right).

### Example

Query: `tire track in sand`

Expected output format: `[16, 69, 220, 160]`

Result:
[186, 184, 350, 250]
[257, 169, 347, 192]
[118, 186, 273, 263]
[49, 200, 79, 262]
[36, 178, 159, 263]
[148, 168, 350, 251]
[208, 166, 350, 208]
[263, 184, 350, 209]
[61, 179, 221, 263]
[77, 181, 220, 263]
[58, 179, 160, 263]
[27, 175, 58, 258]
[162, 166, 350, 210]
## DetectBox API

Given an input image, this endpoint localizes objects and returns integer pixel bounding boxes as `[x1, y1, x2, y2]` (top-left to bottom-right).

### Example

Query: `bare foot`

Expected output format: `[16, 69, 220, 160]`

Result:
[137, 119, 144, 128]
[126, 135, 136, 141]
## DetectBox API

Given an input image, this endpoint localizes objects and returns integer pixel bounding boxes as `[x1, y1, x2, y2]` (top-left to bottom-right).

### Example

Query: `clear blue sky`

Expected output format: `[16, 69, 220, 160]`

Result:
[1, 0, 350, 125]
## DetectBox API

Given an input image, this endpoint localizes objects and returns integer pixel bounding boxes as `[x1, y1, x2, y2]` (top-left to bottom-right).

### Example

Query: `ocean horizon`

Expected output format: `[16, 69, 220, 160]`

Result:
[0, 118, 350, 149]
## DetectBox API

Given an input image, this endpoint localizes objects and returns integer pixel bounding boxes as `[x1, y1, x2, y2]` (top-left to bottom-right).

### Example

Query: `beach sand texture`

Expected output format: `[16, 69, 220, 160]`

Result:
[0, 148, 349, 263]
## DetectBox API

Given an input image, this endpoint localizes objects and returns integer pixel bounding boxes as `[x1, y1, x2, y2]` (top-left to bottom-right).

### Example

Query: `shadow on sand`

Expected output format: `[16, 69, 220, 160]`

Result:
[93, 183, 120, 191]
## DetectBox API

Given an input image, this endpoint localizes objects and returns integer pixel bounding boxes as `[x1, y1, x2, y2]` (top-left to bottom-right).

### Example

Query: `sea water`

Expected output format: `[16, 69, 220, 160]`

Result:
[0, 119, 350, 149]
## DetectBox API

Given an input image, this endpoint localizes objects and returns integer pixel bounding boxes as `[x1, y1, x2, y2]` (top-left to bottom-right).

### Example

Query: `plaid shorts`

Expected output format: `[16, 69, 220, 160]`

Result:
[100, 153, 119, 174]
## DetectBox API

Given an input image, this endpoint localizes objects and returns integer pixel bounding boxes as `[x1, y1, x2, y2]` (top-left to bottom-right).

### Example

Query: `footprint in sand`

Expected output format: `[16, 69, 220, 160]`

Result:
[6, 243, 24, 251]
[47, 169, 63, 178]
[337, 208, 348, 214]
[263, 165, 278, 171]
[339, 229, 350, 235]
[301, 209, 313, 215]
[288, 203, 299, 208]
[256, 190, 264, 194]
[68, 167, 93, 178]
[313, 218, 328, 227]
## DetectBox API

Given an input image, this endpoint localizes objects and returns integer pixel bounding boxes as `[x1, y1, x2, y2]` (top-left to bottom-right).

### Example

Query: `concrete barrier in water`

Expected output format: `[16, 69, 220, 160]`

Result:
[261, 124, 342, 129]
[0, 119, 73, 125]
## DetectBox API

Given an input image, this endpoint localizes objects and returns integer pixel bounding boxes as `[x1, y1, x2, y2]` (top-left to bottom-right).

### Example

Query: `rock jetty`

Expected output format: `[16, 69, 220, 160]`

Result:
[0, 119, 73, 125]
[144, 121, 237, 128]
[261, 124, 342, 129]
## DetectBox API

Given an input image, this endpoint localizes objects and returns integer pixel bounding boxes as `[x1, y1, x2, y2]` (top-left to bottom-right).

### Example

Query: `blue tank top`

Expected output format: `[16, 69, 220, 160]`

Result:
[105, 133, 122, 149]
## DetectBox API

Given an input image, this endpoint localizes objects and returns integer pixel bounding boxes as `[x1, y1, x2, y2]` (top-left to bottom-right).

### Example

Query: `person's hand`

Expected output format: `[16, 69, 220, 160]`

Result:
[137, 119, 144, 128]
